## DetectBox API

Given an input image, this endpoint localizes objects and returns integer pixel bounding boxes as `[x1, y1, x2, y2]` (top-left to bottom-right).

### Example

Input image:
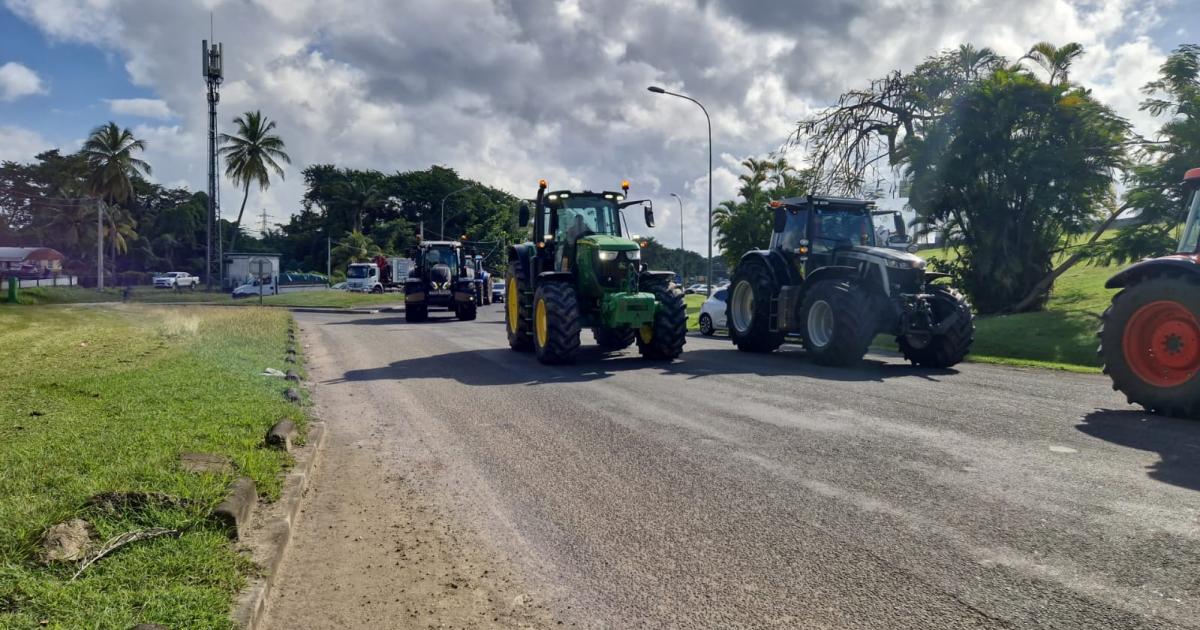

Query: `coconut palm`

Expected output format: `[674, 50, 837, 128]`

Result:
[219, 110, 291, 252]
[80, 122, 151, 204]
[1022, 42, 1084, 85]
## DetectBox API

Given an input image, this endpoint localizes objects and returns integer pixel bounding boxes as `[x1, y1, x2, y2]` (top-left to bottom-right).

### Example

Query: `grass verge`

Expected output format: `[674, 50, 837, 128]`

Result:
[11, 286, 403, 309]
[0, 305, 303, 629]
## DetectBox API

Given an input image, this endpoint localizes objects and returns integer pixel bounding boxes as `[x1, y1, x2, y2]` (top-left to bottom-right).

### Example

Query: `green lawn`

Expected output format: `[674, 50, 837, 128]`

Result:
[685, 293, 706, 330]
[11, 286, 403, 309]
[0, 305, 304, 629]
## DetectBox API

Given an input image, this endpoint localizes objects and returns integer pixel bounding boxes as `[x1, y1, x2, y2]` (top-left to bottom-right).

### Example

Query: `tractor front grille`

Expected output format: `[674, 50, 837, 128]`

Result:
[888, 267, 925, 294]
[596, 251, 636, 290]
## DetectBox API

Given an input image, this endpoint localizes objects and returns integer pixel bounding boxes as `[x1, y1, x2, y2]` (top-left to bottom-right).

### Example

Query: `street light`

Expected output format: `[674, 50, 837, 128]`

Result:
[648, 85, 712, 296]
[670, 192, 684, 285]
[440, 184, 474, 240]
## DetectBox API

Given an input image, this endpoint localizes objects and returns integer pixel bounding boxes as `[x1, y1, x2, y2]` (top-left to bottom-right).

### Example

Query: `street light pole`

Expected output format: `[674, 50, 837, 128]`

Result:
[440, 184, 474, 240]
[96, 199, 104, 291]
[670, 192, 684, 285]
[648, 86, 712, 296]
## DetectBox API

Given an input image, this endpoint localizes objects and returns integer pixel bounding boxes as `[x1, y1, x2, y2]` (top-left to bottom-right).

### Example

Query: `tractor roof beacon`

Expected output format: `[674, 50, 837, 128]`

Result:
[504, 179, 688, 364]
[726, 195, 975, 367]
[404, 239, 477, 323]
[1100, 167, 1200, 418]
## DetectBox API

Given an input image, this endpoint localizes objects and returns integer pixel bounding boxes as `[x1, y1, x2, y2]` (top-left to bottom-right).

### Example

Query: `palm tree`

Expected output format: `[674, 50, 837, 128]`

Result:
[335, 177, 383, 233]
[80, 122, 151, 204]
[1022, 42, 1084, 85]
[955, 44, 1000, 81]
[219, 110, 291, 252]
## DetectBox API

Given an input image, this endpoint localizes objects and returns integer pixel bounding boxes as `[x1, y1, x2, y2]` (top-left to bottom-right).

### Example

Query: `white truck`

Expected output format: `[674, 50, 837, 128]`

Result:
[345, 257, 412, 293]
[153, 271, 200, 290]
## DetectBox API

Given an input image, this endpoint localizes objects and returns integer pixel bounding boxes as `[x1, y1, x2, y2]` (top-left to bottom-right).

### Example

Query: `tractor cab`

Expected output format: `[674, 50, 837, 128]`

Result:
[404, 240, 477, 322]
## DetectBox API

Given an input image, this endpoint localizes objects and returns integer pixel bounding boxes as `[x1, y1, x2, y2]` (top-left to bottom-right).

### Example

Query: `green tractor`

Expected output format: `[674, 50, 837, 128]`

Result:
[505, 180, 687, 364]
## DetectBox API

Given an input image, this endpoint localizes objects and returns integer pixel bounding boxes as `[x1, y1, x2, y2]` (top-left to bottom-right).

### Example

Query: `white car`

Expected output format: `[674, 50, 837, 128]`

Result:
[684, 283, 708, 295]
[697, 287, 728, 336]
[153, 271, 199, 290]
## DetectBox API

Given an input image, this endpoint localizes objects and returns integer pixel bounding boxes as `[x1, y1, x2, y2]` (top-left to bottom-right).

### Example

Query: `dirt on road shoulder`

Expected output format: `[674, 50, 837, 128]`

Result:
[261, 323, 566, 630]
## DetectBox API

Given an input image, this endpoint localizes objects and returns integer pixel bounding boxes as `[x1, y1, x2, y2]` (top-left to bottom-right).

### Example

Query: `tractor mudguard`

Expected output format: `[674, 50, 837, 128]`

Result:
[1106, 255, 1200, 289]
[508, 244, 536, 285]
[737, 249, 799, 289]
[803, 265, 860, 289]
[537, 271, 573, 282]
[639, 270, 675, 286]
[924, 271, 952, 283]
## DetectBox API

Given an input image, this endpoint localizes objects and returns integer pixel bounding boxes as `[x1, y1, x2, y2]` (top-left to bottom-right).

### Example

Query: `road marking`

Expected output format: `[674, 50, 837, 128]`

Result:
[1048, 445, 1078, 454]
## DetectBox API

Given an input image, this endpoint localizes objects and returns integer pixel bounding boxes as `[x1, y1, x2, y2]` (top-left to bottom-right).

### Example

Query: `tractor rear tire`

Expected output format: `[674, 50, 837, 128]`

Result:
[728, 260, 784, 353]
[457, 300, 477, 321]
[533, 282, 581, 364]
[1100, 273, 1200, 418]
[637, 282, 687, 360]
[898, 287, 974, 368]
[406, 302, 428, 323]
[506, 267, 533, 351]
[593, 326, 636, 351]
[800, 279, 875, 367]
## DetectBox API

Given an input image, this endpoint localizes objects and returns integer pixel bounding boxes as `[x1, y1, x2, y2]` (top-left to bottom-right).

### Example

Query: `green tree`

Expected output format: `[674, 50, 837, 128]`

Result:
[905, 67, 1129, 313]
[81, 122, 151, 204]
[1022, 42, 1085, 86]
[714, 157, 810, 268]
[1093, 44, 1200, 263]
[219, 110, 291, 252]
[331, 230, 383, 270]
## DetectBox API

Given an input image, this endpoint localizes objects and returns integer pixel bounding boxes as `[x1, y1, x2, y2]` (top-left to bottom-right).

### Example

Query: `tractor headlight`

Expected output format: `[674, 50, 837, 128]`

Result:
[625, 249, 640, 261]
[884, 259, 912, 269]
[598, 250, 619, 261]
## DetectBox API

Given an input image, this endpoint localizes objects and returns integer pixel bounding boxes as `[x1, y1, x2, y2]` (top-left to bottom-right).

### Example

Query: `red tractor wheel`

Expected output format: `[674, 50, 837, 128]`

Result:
[1100, 274, 1200, 418]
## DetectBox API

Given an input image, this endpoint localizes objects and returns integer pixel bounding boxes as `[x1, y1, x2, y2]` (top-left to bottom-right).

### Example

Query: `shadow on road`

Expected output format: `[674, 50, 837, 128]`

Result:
[326, 346, 956, 389]
[1077, 409, 1200, 492]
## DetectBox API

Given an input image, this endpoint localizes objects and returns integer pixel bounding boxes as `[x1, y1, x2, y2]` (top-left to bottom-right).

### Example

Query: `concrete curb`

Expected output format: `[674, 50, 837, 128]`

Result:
[287, 307, 380, 314]
[230, 420, 327, 629]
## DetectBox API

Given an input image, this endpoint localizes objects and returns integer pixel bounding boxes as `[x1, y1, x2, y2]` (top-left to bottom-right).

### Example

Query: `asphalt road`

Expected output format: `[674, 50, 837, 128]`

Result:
[290, 304, 1200, 629]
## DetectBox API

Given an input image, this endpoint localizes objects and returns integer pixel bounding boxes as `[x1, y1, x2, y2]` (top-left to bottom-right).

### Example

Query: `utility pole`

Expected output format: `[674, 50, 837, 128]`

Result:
[203, 37, 223, 291]
[671, 192, 684, 284]
[326, 235, 331, 281]
[96, 199, 104, 291]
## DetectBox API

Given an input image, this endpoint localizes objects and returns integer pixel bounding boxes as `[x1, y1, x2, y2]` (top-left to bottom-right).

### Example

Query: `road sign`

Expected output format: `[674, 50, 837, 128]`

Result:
[249, 257, 272, 305]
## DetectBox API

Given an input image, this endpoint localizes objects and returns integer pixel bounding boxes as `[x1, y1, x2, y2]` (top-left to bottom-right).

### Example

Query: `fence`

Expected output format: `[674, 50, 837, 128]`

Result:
[17, 275, 77, 289]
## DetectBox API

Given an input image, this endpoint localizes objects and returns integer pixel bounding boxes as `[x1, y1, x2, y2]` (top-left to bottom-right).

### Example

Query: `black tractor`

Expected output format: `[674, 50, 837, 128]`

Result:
[404, 240, 477, 322]
[727, 196, 974, 367]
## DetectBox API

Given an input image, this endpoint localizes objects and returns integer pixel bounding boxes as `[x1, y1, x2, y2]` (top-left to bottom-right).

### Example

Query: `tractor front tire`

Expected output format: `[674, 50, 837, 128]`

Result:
[637, 282, 687, 360]
[1100, 273, 1200, 418]
[406, 301, 428, 323]
[506, 268, 533, 351]
[533, 282, 581, 364]
[593, 326, 636, 351]
[800, 279, 875, 367]
[457, 300, 477, 321]
[728, 260, 784, 353]
[899, 287, 974, 368]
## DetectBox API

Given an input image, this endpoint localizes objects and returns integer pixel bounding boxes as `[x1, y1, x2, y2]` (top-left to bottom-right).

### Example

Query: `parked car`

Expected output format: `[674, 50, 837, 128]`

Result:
[492, 280, 505, 303]
[698, 287, 728, 336]
[331, 281, 347, 290]
[684, 283, 709, 295]
[153, 271, 200, 290]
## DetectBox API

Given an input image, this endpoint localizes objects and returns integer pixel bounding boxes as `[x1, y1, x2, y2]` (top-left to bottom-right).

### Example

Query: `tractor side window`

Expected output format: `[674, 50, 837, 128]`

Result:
[779, 210, 808, 252]
[1178, 190, 1200, 254]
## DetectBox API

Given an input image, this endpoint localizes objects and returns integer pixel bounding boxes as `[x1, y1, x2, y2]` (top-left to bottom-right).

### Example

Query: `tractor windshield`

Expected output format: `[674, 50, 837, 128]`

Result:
[424, 248, 459, 269]
[555, 197, 620, 244]
[1178, 188, 1200, 254]
[812, 208, 875, 252]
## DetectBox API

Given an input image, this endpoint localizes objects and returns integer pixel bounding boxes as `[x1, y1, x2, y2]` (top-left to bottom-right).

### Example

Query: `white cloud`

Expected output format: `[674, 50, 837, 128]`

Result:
[0, 125, 53, 162]
[0, 61, 47, 101]
[106, 97, 173, 119]
[1, 0, 1181, 255]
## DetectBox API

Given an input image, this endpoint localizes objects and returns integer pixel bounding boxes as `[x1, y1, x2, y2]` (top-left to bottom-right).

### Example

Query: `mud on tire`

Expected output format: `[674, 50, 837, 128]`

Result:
[898, 287, 974, 368]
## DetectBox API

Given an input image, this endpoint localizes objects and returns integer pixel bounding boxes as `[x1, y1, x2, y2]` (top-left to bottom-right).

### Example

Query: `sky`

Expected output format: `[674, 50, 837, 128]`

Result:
[0, 0, 1196, 253]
